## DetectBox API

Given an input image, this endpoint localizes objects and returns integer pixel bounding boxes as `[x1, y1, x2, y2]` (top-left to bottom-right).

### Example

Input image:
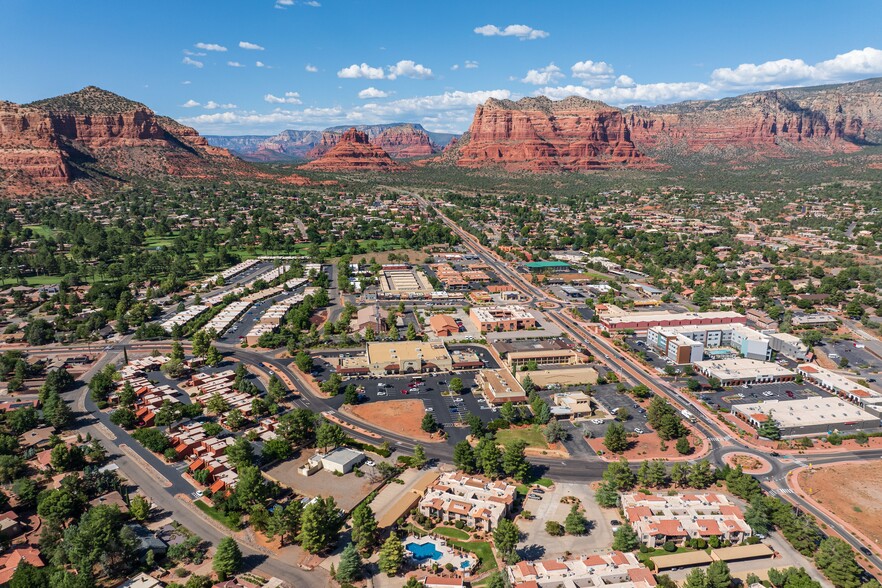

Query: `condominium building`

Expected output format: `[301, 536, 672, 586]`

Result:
[622, 493, 751, 548]
[508, 551, 656, 588]
[419, 472, 517, 532]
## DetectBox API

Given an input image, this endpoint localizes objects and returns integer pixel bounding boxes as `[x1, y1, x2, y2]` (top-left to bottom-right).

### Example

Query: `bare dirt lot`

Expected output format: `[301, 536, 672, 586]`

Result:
[345, 399, 442, 443]
[265, 453, 381, 512]
[587, 428, 706, 462]
[798, 461, 882, 546]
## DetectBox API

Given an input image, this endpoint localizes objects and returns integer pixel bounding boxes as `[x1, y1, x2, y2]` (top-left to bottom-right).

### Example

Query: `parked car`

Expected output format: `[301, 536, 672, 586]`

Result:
[527, 493, 542, 500]
[634, 427, 645, 434]
[377, 392, 387, 396]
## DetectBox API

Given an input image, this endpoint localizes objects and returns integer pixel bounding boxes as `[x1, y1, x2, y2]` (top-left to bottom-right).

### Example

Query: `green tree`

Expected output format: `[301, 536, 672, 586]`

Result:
[449, 377, 463, 393]
[453, 440, 477, 473]
[411, 444, 427, 469]
[564, 503, 588, 535]
[170, 340, 185, 362]
[294, 351, 313, 373]
[206, 392, 229, 415]
[191, 330, 212, 358]
[706, 561, 732, 588]
[298, 496, 342, 553]
[612, 524, 640, 551]
[316, 421, 347, 451]
[12, 478, 39, 508]
[212, 537, 242, 581]
[378, 532, 405, 576]
[744, 497, 772, 535]
[493, 518, 520, 563]
[205, 346, 223, 367]
[343, 384, 359, 405]
[226, 437, 255, 470]
[477, 437, 502, 478]
[676, 436, 692, 455]
[336, 543, 363, 583]
[688, 460, 715, 489]
[683, 568, 708, 588]
[9, 562, 49, 588]
[604, 421, 629, 453]
[815, 537, 863, 588]
[502, 439, 531, 482]
[350, 502, 379, 552]
[544, 420, 568, 443]
[595, 480, 619, 508]
[129, 495, 151, 521]
[757, 416, 782, 441]
[421, 412, 439, 434]
[602, 457, 636, 491]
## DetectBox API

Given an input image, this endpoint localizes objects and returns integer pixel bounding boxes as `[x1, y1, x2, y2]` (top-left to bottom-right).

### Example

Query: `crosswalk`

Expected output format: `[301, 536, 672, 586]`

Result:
[768, 488, 794, 496]
[709, 436, 734, 442]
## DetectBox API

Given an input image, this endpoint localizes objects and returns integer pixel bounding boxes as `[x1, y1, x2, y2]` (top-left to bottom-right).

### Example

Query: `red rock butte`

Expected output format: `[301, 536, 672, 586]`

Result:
[301, 127, 404, 172]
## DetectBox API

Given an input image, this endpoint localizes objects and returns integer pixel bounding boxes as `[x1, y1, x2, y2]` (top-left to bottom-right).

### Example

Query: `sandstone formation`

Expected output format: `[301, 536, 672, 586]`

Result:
[307, 123, 441, 159]
[457, 96, 650, 171]
[301, 127, 403, 171]
[0, 86, 244, 194]
[453, 78, 882, 171]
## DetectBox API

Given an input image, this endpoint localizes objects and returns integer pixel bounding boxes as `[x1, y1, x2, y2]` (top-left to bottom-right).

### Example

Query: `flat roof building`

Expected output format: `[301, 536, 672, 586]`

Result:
[338, 341, 453, 376]
[319, 448, 365, 474]
[508, 551, 656, 588]
[646, 323, 771, 365]
[797, 363, 882, 413]
[693, 358, 795, 386]
[792, 313, 837, 327]
[769, 332, 810, 361]
[732, 397, 880, 437]
[516, 365, 599, 389]
[506, 348, 584, 369]
[477, 368, 527, 405]
[470, 305, 537, 333]
[601, 310, 746, 332]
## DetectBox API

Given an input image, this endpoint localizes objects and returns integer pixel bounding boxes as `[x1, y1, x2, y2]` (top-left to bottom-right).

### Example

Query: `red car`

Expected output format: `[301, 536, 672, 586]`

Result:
[401, 390, 409, 395]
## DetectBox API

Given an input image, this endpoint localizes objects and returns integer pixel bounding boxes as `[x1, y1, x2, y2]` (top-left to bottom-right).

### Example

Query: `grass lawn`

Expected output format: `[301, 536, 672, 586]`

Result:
[432, 526, 470, 540]
[408, 523, 497, 572]
[23, 225, 57, 239]
[637, 546, 694, 566]
[516, 476, 554, 495]
[496, 425, 550, 449]
[194, 499, 241, 530]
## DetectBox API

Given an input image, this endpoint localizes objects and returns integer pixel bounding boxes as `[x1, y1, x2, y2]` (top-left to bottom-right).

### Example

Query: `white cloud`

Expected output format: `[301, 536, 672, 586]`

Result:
[571, 59, 615, 87]
[521, 63, 563, 85]
[465, 60, 479, 69]
[451, 64, 460, 71]
[537, 81, 717, 105]
[256, 61, 271, 68]
[227, 61, 245, 68]
[305, 0, 321, 5]
[305, 64, 318, 73]
[239, 41, 265, 51]
[387, 60, 433, 80]
[474, 24, 548, 40]
[204, 101, 237, 110]
[274, 0, 293, 7]
[195, 42, 227, 52]
[711, 47, 882, 89]
[182, 80, 192, 85]
[182, 57, 204, 68]
[358, 87, 390, 99]
[183, 50, 206, 57]
[181, 88, 510, 133]
[264, 91, 302, 104]
[615, 75, 635, 88]
[338, 63, 386, 79]
[181, 99, 200, 108]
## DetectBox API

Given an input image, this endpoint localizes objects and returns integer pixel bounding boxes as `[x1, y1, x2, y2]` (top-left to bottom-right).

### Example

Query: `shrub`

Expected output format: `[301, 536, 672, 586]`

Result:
[662, 541, 677, 552]
[545, 521, 565, 536]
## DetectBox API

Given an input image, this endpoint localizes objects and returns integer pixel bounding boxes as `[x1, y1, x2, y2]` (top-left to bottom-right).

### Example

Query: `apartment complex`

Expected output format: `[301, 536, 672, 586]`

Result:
[418, 472, 517, 532]
[645, 323, 771, 365]
[622, 493, 752, 548]
[508, 551, 656, 588]
[470, 305, 537, 332]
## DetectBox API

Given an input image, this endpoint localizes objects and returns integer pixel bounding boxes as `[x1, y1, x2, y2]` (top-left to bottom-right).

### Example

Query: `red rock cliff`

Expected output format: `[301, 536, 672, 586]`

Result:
[456, 96, 650, 171]
[307, 123, 438, 159]
[302, 128, 403, 171]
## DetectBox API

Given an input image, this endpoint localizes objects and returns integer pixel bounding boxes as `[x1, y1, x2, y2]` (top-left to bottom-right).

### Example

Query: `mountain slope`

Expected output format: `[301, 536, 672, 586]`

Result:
[0, 86, 250, 195]
[451, 78, 882, 171]
[301, 127, 403, 172]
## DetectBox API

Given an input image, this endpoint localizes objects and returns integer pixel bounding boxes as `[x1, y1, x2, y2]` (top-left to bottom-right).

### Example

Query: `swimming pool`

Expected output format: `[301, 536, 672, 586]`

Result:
[406, 541, 442, 561]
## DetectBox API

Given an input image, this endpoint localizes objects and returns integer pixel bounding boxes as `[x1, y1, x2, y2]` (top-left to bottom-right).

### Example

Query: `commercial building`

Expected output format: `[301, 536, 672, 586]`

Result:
[319, 448, 366, 474]
[646, 323, 771, 365]
[524, 260, 571, 273]
[732, 397, 880, 437]
[600, 310, 746, 333]
[508, 551, 657, 588]
[515, 365, 599, 389]
[769, 332, 810, 361]
[693, 358, 795, 386]
[418, 472, 517, 532]
[797, 364, 882, 414]
[791, 313, 837, 327]
[477, 369, 527, 404]
[470, 305, 537, 333]
[428, 314, 459, 337]
[552, 391, 594, 417]
[379, 266, 434, 298]
[622, 493, 752, 548]
[338, 341, 453, 376]
[506, 349, 584, 369]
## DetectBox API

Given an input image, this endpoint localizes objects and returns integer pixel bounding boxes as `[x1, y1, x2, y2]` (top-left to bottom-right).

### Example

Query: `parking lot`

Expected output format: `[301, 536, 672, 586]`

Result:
[578, 384, 652, 438]
[318, 369, 493, 443]
[696, 380, 829, 412]
[825, 340, 882, 376]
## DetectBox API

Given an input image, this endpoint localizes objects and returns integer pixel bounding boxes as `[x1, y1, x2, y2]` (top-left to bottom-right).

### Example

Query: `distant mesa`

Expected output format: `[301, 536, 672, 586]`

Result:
[450, 77, 882, 171]
[301, 127, 404, 172]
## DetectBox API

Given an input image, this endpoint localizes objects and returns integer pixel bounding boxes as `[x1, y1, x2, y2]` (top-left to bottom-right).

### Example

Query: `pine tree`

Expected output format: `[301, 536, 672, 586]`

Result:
[647, 459, 668, 488]
[453, 440, 477, 473]
[411, 444, 427, 469]
[595, 480, 619, 508]
[205, 346, 223, 367]
[213, 537, 242, 581]
[502, 439, 530, 482]
[350, 502, 379, 552]
[670, 462, 691, 487]
[688, 460, 715, 489]
[612, 524, 640, 551]
[378, 532, 405, 576]
[493, 519, 521, 563]
[637, 460, 652, 487]
[564, 503, 588, 535]
[705, 561, 731, 588]
[604, 420, 629, 453]
[683, 568, 708, 588]
[336, 543, 363, 583]
[477, 437, 503, 478]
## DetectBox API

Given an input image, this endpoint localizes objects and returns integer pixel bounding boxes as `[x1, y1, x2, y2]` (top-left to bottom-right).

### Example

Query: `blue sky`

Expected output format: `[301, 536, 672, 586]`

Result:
[3, 0, 882, 134]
